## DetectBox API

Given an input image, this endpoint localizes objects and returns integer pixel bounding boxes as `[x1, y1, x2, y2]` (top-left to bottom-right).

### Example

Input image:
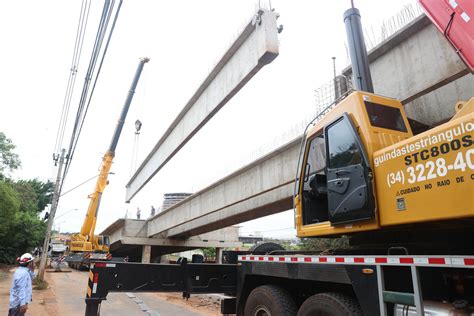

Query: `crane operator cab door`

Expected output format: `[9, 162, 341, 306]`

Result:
[96, 235, 110, 251]
[301, 113, 375, 229]
[325, 113, 374, 224]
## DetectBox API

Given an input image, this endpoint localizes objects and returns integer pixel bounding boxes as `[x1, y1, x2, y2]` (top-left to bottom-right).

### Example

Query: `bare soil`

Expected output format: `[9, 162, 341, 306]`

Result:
[0, 265, 59, 316]
[154, 292, 221, 315]
[0, 265, 222, 316]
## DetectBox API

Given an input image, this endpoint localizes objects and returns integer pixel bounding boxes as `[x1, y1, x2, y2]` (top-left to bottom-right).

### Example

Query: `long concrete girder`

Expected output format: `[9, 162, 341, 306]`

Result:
[147, 138, 301, 238]
[102, 219, 241, 256]
[125, 9, 280, 202]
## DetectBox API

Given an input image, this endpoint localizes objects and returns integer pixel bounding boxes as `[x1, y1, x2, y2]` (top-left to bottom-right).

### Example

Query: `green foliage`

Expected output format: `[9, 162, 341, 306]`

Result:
[0, 181, 21, 263]
[13, 179, 53, 214]
[0, 134, 50, 263]
[263, 238, 299, 250]
[202, 247, 216, 260]
[10, 211, 46, 257]
[298, 237, 349, 251]
[0, 132, 20, 176]
[0, 181, 48, 263]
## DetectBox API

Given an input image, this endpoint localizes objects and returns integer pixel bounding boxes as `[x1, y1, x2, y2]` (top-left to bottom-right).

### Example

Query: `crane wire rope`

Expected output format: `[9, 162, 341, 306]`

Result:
[130, 123, 141, 178]
[53, 0, 91, 154]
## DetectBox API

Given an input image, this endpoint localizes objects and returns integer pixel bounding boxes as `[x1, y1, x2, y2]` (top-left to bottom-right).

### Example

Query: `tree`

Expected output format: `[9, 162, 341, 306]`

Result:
[0, 181, 21, 263]
[0, 133, 51, 263]
[298, 237, 349, 251]
[201, 247, 216, 261]
[14, 179, 53, 213]
[0, 132, 21, 176]
[0, 179, 50, 263]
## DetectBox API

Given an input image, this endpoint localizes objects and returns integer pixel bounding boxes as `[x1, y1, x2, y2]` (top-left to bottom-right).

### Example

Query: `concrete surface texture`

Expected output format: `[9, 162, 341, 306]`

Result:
[102, 219, 241, 260]
[343, 15, 474, 125]
[147, 138, 299, 238]
[126, 8, 280, 202]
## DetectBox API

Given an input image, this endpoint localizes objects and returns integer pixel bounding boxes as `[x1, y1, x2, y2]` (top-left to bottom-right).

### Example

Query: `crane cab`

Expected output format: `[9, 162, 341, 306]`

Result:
[296, 91, 474, 238]
[68, 234, 110, 253]
[95, 235, 110, 252]
[295, 91, 413, 237]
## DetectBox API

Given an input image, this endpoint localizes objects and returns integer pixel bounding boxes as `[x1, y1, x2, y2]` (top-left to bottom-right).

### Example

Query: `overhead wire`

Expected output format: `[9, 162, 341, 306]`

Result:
[64, 0, 114, 167]
[60, 173, 106, 197]
[67, 0, 123, 174]
[61, 0, 123, 193]
[53, 0, 91, 154]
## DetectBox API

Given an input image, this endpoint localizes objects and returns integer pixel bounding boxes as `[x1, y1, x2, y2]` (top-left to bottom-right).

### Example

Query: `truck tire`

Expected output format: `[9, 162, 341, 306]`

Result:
[297, 292, 362, 316]
[249, 242, 285, 254]
[244, 285, 297, 316]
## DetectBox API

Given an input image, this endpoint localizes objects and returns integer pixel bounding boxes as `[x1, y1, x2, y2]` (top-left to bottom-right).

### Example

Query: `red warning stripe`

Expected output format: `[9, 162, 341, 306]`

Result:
[238, 255, 474, 267]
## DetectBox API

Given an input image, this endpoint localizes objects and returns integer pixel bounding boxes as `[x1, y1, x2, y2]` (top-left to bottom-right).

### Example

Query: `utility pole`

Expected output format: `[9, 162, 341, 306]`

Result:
[37, 148, 66, 281]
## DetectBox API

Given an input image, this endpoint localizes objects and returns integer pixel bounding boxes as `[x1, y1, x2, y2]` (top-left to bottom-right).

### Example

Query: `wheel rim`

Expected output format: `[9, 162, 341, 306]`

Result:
[254, 304, 271, 316]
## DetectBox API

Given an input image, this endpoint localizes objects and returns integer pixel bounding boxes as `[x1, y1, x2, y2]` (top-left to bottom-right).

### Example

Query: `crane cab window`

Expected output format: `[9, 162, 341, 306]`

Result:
[365, 101, 407, 132]
[302, 134, 328, 225]
[301, 113, 374, 226]
[327, 121, 362, 168]
[98, 236, 110, 246]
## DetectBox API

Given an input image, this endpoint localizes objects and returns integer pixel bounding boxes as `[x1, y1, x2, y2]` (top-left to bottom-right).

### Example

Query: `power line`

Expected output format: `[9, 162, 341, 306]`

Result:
[62, 0, 123, 190]
[60, 173, 105, 197]
[54, 0, 91, 154]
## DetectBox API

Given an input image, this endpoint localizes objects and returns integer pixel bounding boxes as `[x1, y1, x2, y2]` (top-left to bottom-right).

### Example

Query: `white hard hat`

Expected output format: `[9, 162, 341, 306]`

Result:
[19, 253, 34, 264]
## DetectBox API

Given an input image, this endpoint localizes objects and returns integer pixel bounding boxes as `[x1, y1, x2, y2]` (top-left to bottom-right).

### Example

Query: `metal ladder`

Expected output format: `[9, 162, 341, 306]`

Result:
[376, 265, 425, 315]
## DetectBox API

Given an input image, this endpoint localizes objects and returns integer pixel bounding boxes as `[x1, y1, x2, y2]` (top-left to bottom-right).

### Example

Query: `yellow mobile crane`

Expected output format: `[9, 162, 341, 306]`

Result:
[295, 90, 474, 239]
[67, 58, 149, 269]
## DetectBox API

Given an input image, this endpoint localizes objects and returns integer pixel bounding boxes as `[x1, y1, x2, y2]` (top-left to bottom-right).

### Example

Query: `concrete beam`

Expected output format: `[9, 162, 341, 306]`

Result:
[117, 236, 241, 249]
[343, 15, 473, 125]
[103, 219, 242, 254]
[216, 248, 223, 264]
[146, 138, 299, 238]
[141, 245, 151, 263]
[125, 9, 280, 201]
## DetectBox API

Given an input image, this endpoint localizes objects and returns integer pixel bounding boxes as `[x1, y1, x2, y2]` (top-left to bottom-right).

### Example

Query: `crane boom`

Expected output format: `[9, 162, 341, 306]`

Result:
[69, 57, 149, 257]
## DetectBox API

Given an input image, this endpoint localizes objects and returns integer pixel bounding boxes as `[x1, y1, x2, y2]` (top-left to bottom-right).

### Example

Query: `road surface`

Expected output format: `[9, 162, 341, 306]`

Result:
[0, 265, 218, 316]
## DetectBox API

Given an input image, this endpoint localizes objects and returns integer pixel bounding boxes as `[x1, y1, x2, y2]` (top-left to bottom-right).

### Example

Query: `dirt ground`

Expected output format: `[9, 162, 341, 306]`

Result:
[0, 264, 221, 316]
[154, 292, 221, 315]
[0, 264, 58, 316]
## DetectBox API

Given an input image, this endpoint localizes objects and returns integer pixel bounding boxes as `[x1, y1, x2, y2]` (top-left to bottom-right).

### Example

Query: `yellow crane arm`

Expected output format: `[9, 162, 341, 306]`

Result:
[80, 151, 114, 240]
[76, 57, 149, 246]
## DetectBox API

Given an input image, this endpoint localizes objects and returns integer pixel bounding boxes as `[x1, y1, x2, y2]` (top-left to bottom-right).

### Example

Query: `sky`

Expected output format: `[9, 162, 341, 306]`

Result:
[0, 0, 419, 239]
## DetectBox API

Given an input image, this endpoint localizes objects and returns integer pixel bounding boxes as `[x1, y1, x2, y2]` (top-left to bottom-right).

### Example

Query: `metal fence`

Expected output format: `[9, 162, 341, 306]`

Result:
[314, 75, 353, 117]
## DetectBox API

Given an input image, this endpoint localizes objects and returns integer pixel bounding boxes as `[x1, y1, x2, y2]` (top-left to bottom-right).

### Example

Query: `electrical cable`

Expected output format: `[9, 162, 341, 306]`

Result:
[53, 0, 91, 154]
[66, 0, 123, 177]
[64, 0, 113, 165]
[60, 0, 123, 194]
[60, 173, 102, 197]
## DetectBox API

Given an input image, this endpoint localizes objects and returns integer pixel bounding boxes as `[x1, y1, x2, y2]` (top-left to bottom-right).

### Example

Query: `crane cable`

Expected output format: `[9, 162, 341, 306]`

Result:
[61, 0, 123, 192]
[130, 120, 142, 178]
[53, 0, 91, 155]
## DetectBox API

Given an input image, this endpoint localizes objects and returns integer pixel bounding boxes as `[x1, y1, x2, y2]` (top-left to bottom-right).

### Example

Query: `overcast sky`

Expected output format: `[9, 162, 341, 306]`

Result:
[0, 0, 418, 238]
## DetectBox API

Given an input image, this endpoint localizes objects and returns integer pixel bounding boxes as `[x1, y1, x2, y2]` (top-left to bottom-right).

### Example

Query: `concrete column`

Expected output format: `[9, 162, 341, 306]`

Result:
[141, 245, 151, 263]
[216, 247, 223, 264]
